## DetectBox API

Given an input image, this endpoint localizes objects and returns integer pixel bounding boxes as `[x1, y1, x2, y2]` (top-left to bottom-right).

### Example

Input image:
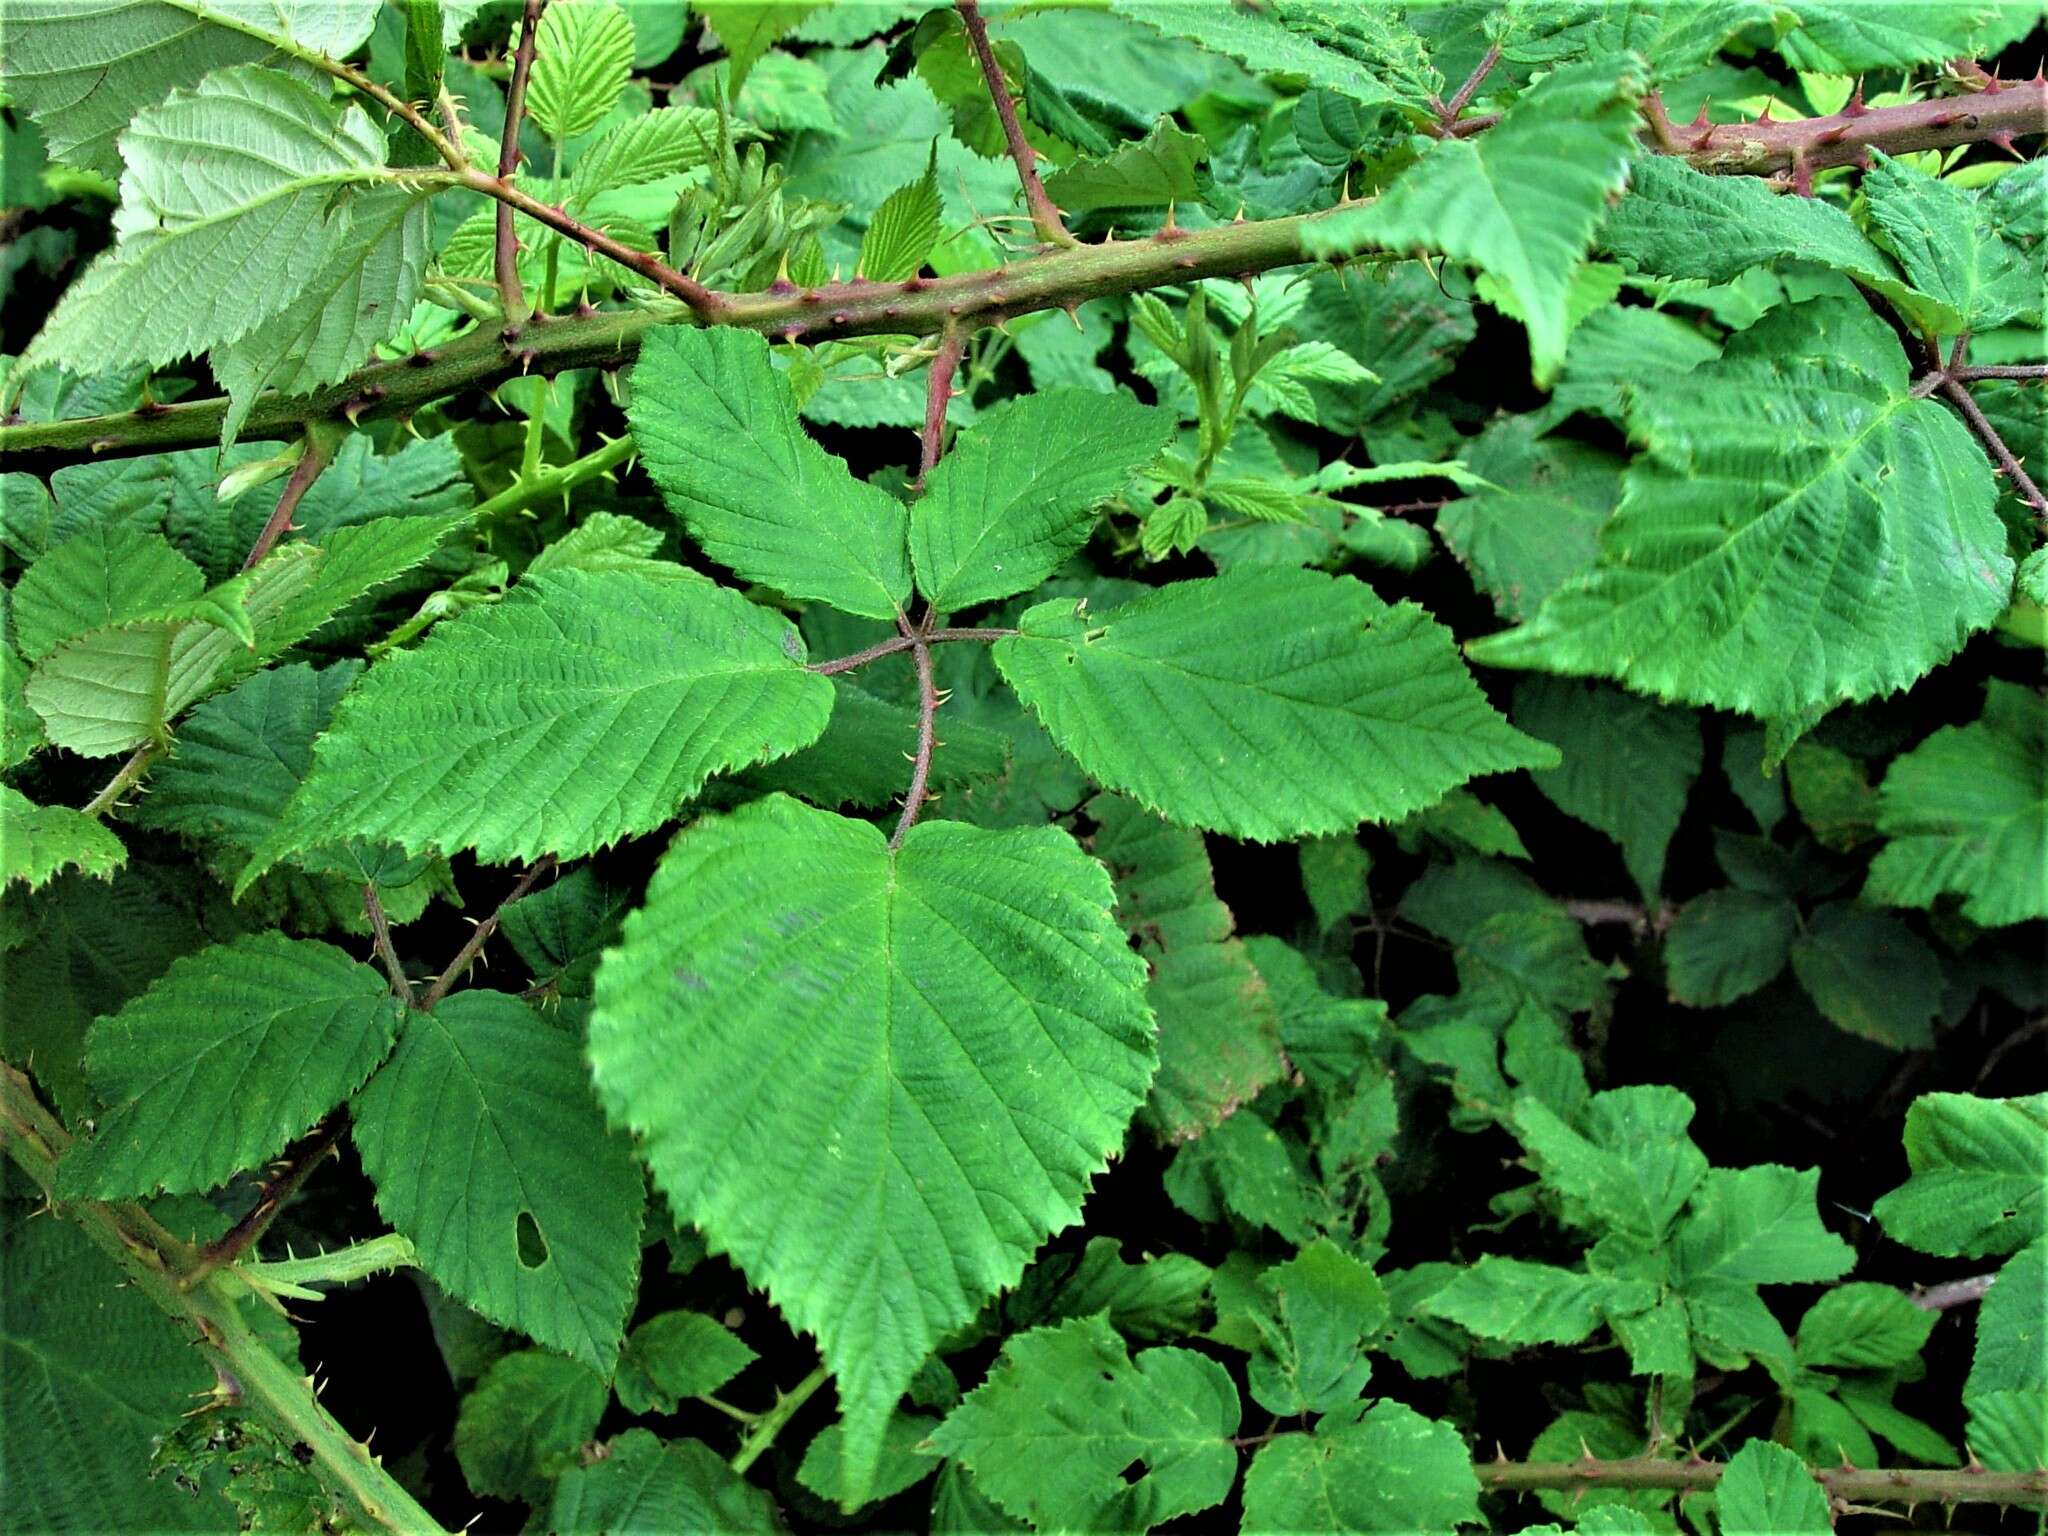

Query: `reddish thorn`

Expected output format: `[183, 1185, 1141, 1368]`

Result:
[779, 326, 805, 344]
[1989, 130, 2021, 157]
[1815, 125, 1849, 144]
[1174, 255, 1197, 268]
[1793, 158, 1815, 197]
[901, 276, 928, 292]
[574, 300, 597, 319]
[1844, 82, 1868, 116]
[499, 323, 524, 346]
[829, 310, 851, 325]
[1691, 127, 1715, 149]
[517, 348, 538, 373]
[135, 400, 169, 418]
[1689, 102, 1711, 129]
[1982, 74, 2005, 93]
[1928, 111, 1962, 128]
[1756, 100, 1774, 123]
[406, 350, 440, 368]
[884, 304, 902, 318]
[768, 278, 797, 295]
[799, 291, 824, 305]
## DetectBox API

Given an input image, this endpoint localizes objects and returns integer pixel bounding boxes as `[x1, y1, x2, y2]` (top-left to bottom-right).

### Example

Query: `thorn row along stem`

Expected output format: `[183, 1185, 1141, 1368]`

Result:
[956, 0, 1076, 247]
[495, 0, 548, 324]
[1480, 1455, 2048, 1508]
[3, 77, 2040, 474]
[186, 1115, 347, 1286]
[420, 855, 556, 1010]
[808, 627, 1016, 677]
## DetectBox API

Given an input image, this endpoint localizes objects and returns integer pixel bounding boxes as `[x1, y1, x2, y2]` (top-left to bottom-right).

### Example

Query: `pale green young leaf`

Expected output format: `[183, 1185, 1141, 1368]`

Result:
[797, 1413, 942, 1510]
[612, 1311, 756, 1415]
[528, 0, 636, 141]
[929, 1314, 1239, 1532]
[696, 1, 816, 93]
[0, 786, 127, 891]
[1716, 1439, 1830, 1535]
[1774, 0, 2021, 72]
[1664, 889, 1796, 1008]
[0, 1208, 235, 1531]
[58, 934, 401, 1198]
[524, 511, 677, 582]
[1246, 1239, 1387, 1416]
[1873, 1093, 2048, 1259]
[1601, 155, 1955, 330]
[1424, 1257, 1649, 1347]
[589, 795, 1153, 1501]
[1303, 57, 1643, 385]
[455, 1349, 608, 1504]
[1794, 1283, 1934, 1370]
[1043, 118, 1207, 214]
[994, 568, 1557, 842]
[245, 569, 830, 878]
[1865, 682, 2047, 927]
[1513, 678, 1701, 897]
[857, 142, 941, 282]
[352, 990, 644, 1370]
[569, 106, 724, 204]
[0, 0, 382, 177]
[548, 1429, 780, 1534]
[914, 390, 1172, 611]
[12, 525, 202, 662]
[1863, 151, 2040, 329]
[1511, 1086, 1707, 1243]
[1789, 901, 1943, 1050]
[1673, 1165, 1854, 1286]
[1239, 1400, 1481, 1535]
[1964, 1238, 2047, 1471]
[25, 66, 399, 375]
[1469, 299, 2010, 719]
[630, 327, 912, 619]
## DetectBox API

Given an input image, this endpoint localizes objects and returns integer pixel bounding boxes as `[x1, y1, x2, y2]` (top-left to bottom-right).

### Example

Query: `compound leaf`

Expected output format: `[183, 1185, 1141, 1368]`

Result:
[1964, 1238, 2047, 1471]
[1245, 1239, 1387, 1416]
[547, 1428, 781, 1533]
[994, 568, 1557, 842]
[1664, 889, 1796, 1008]
[1788, 901, 1943, 1050]
[588, 795, 1155, 1503]
[352, 990, 645, 1371]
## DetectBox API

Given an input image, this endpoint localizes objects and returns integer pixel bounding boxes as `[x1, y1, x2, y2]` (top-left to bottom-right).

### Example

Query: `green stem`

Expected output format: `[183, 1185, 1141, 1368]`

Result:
[83, 743, 160, 817]
[472, 431, 637, 527]
[729, 1365, 831, 1475]
[1480, 1455, 2048, 1509]
[0, 1064, 451, 1535]
[236, 1234, 420, 1302]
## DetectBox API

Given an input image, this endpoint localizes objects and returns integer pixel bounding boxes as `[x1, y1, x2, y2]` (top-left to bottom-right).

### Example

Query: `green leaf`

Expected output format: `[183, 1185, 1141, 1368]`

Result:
[0, 1206, 234, 1531]
[1863, 151, 2039, 329]
[1424, 1257, 1647, 1347]
[1664, 889, 1797, 1008]
[797, 1413, 941, 1510]
[928, 1314, 1240, 1533]
[1873, 1093, 2048, 1259]
[994, 568, 1556, 841]
[744, 676, 1007, 810]
[352, 990, 645, 1371]
[2, 640, 42, 768]
[1239, 1399, 1482, 1535]
[1511, 1086, 1707, 1243]
[612, 1311, 757, 1415]
[1965, 1238, 2047, 1471]
[1013, 1235, 1213, 1343]
[1774, 1, 2021, 72]
[1600, 155, 1955, 330]
[1673, 1165, 1854, 1286]
[1043, 118, 1208, 214]
[1436, 420, 1624, 623]
[58, 933, 400, 1198]
[1117, 0, 1438, 113]
[857, 141, 941, 282]
[1865, 681, 2048, 927]
[12, 525, 202, 663]
[1716, 1439, 1829, 1536]
[0, 0, 382, 177]
[1166, 1109, 1320, 1243]
[695, 1, 817, 94]
[548, 1428, 780, 1534]
[0, 786, 126, 891]
[569, 106, 725, 202]
[912, 390, 1172, 612]
[630, 327, 912, 619]
[1302, 58, 1643, 385]
[1788, 901, 1943, 1050]
[1468, 298, 2010, 719]
[1512, 677, 1701, 897]
[1245, 1239, 1388, 1416]
[454, 1349, 608, 1504]
[246, 569, 830, 876]
[1794, 1283, 1934, 1370]
[588, 795, 1155, 1502]
[528, 0, 635, 140]
[499, 866, 627, 999]
[24, 66, 401, 375]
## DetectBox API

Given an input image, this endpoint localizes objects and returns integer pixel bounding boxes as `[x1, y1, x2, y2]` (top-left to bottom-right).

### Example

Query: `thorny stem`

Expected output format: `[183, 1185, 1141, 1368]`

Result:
[240, 432, 334, 571]
[729, 1364, 831, 1474]
[82, 744, 158, 817]
[185, 1116, 347, 1288]
[808, 627, 1016, 676]
[956, 0, 1076, 247]
[919, 327, 966, 486]
[0, 1064, 451, 1534]
[496, 0, 547, 325]
[1938, 376, 2048, 525]
[1434, 43, 1502, 131]
[1955, 363, 2048, 380]
[420, 856, 557, 1010]
[1912, 1272, 1999, 1310]
[1479, 1454, 2048, 1509]
[363, 885, 415, 1004]
[892, 628, 941, 850]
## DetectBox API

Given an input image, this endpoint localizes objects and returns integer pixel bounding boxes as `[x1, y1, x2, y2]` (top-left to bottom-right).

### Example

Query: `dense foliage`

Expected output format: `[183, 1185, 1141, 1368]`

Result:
[0, 2, 2043, 1534]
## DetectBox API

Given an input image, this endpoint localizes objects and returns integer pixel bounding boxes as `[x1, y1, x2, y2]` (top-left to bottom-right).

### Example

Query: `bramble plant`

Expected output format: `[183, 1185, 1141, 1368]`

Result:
[0, 1, 2044, 1532]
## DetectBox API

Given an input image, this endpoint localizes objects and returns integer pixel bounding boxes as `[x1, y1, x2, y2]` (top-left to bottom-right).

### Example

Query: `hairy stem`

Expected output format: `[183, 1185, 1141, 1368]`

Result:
[919, 327, 966, 486]
[729, 1364, 832, 1474]
[0, 1065, 450, 1535]
[1480, 1454, 2048, 1508]
[420, 856, 557, 1010]
[892, 625, 941, 850]
[237, 1232, 420, 1301]
[496, 0, 547, 324]
[363, 885, 415, 1004]
[240, 431, 334, 571]
[1940, 376, 2048, 525]
[1956, 363, 2048, 380]
[82, 743, 159, 817]
[957, 0, 1075, 246]
[185, 1116, 347, 1287]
